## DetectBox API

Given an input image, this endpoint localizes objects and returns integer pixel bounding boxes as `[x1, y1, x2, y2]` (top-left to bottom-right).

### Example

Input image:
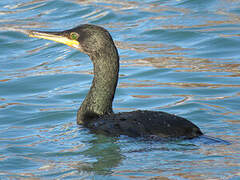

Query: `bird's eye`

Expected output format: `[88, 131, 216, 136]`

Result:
[70, 32, 79, 40]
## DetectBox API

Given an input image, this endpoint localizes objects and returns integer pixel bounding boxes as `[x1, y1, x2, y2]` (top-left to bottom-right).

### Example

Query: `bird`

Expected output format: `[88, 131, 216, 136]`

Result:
[29, 24, 203, 139]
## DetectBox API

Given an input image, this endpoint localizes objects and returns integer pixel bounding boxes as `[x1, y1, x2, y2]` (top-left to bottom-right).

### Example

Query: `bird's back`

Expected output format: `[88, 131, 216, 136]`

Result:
[85, 110, 203, 139]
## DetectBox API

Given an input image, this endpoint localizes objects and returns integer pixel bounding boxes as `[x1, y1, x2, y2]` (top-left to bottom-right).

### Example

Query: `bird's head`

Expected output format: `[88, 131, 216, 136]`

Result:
[29, 24, 116, 56]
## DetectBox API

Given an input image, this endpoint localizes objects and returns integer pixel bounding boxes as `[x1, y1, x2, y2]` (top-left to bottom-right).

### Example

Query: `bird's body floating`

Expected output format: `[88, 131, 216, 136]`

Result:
[29, 24, 203, 139]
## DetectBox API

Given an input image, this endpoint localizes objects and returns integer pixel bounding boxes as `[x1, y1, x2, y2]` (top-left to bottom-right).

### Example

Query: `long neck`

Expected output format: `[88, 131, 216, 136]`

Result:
[77, 47, 119, 124]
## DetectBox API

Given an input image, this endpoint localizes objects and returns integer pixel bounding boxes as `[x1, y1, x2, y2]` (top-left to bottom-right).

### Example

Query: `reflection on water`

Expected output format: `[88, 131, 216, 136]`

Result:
[0, 0, 240, 179]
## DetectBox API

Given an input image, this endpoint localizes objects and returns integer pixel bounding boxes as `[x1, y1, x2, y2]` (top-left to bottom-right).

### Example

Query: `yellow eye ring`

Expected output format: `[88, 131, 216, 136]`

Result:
[70, 32, 79, 40]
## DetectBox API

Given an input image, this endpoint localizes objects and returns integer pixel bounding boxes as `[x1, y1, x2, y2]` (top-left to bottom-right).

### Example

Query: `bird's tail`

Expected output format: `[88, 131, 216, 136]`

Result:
[200, 135, 231, 145]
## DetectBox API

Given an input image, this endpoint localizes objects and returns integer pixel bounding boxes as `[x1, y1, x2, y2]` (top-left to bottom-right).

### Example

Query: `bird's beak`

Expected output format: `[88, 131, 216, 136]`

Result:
[29, 31, 80, 48]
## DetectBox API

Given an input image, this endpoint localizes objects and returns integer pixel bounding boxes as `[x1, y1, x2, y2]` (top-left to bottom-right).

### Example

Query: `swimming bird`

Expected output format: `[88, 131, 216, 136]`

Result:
[29, 24, 203, 139]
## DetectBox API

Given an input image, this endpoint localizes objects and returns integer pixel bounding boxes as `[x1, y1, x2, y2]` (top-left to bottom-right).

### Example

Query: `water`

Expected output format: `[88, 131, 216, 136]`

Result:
[0, 0, 240, 179]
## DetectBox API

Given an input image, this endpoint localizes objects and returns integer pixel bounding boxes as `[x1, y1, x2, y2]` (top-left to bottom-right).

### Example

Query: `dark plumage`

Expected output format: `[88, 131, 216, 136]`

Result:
[85, 110, 202, 139]
[29, 24, 203, 139]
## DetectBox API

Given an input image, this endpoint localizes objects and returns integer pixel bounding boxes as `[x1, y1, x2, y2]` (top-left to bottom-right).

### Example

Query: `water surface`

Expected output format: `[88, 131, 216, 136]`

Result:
[0, 0, 240, 179]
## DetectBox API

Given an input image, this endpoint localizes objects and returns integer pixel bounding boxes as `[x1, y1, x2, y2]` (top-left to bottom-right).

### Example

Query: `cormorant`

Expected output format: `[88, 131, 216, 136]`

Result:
[29, 24, 203, 139]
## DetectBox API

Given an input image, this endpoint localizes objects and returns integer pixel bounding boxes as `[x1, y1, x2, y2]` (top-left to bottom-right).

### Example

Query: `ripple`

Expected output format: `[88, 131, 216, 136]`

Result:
[0, 0, 240, 179]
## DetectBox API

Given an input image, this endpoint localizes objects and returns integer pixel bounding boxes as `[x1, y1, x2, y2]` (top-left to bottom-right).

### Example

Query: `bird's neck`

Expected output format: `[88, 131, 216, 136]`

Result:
[77, 48, 119, 124]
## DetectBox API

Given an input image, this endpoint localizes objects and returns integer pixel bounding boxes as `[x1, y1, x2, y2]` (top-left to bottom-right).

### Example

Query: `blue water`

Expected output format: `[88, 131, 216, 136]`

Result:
[0, 0, 240, 179]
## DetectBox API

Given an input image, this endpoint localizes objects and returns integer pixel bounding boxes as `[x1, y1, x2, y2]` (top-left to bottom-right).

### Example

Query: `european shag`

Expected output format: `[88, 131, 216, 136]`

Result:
[29, 24, 203, 139]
